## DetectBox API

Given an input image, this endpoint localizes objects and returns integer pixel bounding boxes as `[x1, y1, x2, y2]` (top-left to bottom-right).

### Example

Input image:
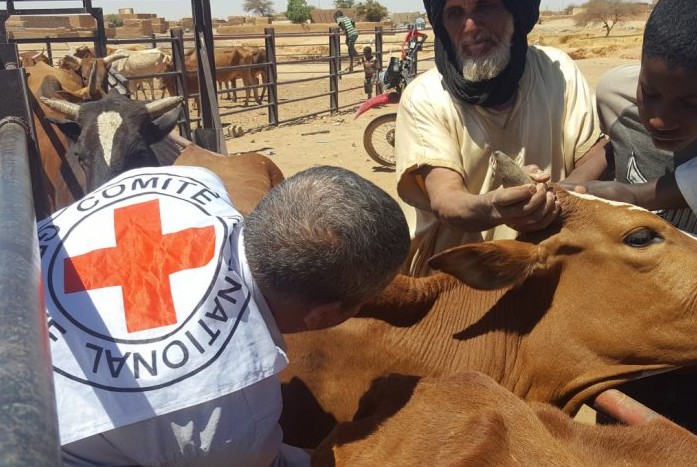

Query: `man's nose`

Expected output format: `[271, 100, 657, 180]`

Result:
[462, 15, 481, 36]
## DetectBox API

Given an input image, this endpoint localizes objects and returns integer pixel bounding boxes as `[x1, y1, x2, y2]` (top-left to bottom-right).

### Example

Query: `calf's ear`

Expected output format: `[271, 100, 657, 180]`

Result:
[428, 240, 540, 290]
[145, 107, 181, 144]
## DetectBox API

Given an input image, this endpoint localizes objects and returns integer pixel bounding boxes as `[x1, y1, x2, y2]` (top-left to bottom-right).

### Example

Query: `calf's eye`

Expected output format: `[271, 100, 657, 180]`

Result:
[624, 228, 663, 247]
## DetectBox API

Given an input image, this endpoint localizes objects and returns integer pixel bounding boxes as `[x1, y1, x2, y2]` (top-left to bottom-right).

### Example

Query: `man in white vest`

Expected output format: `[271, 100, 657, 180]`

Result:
[40, 165, 410, 466]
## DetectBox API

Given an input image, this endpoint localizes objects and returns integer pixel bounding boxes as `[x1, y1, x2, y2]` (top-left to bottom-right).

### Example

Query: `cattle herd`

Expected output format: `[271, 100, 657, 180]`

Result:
[12, 40, 697, 465]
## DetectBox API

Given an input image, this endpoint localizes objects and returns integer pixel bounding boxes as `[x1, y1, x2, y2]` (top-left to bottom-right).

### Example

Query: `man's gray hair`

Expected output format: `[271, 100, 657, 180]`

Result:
[244, 165, 410, 306]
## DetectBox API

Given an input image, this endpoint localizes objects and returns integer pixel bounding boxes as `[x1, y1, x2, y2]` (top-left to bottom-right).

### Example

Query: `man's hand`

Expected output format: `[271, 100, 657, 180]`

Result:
[489, 183, 559, 232]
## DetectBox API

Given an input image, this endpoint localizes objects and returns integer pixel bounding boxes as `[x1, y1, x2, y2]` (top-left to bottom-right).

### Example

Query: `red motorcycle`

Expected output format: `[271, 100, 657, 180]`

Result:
[354, 29, 427, 167]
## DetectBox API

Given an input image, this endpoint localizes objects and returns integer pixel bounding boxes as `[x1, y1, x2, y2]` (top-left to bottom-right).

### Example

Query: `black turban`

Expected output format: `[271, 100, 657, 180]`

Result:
[423, 0, 541, 107]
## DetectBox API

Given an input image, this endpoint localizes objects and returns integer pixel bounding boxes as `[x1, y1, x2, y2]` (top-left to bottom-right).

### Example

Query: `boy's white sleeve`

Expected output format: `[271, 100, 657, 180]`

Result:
[675, 157, 697, 215]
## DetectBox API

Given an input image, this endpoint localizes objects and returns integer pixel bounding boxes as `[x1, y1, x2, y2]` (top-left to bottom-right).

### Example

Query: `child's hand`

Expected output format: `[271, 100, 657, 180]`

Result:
[561, 180, 638, 205]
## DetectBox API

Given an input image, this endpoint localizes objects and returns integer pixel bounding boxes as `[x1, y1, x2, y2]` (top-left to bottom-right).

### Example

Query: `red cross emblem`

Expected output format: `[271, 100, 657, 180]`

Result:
[63, 199, 216, 333]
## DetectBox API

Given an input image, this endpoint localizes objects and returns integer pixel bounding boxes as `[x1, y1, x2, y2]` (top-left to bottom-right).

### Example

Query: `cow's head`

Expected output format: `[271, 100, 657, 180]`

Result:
[430, 188, 697, 407]
[426, 151, 697, 408]
[60, 54, 127, 90]
[39, 90, 183, 191]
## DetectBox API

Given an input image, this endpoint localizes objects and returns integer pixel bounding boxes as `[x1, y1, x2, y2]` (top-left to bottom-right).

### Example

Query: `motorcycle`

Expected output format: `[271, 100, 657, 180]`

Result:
[354, 30, 427, 167]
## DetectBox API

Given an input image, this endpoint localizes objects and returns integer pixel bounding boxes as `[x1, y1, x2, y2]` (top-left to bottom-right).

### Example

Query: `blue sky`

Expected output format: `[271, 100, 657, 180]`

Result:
[11, 1, 592, 20]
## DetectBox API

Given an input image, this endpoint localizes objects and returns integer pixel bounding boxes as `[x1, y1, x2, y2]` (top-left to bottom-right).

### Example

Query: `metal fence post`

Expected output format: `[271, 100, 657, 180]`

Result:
[329, 27, 340, 114]
[0, 11, 8, 43]
[374, 26, 383, 69]
[91, 7, 107, 57]
[264, 27, 278, 126]
[191, 0, 218, 133]
[0, 51, 61, 465]
[45, 37, 53, 65]
[374, 26, 383, 95]
[170, 28, 192, 140]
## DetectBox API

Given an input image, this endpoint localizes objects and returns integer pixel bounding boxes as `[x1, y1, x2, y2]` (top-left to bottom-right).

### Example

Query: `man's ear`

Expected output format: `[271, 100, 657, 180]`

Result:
[303, 301, 360, 331]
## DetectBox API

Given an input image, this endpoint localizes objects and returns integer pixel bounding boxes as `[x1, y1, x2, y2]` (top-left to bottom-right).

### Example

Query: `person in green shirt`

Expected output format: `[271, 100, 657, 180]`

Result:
[334, 10, 359, 71]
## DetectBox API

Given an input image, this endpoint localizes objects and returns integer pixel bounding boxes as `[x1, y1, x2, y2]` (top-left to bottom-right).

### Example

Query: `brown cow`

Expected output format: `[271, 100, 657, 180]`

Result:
[19, 49, 49, 67]
[280, 186, 697, 448]
[161, 47, 258, 109]
[58, 53, 126, 91]
[314, 371, 697, 466]
[216, 47, 257, 106]
[232, 47, 267, 105]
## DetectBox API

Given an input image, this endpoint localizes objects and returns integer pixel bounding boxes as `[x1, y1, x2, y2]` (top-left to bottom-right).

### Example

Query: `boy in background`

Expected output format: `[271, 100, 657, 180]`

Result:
[361, 46, 378, 98]
[565, 0, 697, 233]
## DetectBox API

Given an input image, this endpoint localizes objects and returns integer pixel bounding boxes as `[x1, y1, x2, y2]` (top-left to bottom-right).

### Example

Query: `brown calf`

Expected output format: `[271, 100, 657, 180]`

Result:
[281, 186, 697, 448]
[314, 371, 697, 466]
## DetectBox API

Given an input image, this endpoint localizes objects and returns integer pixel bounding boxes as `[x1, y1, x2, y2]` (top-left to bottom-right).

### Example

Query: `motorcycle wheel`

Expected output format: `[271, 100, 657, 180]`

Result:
[363, 113, 397, 168]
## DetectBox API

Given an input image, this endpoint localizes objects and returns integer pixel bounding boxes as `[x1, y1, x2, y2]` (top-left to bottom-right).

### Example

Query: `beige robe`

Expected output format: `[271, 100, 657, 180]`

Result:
[396, 46, 599, 276]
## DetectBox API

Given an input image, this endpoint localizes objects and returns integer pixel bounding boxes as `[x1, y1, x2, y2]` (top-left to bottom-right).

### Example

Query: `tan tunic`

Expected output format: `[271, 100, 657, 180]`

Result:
[395, 46, 599, 276]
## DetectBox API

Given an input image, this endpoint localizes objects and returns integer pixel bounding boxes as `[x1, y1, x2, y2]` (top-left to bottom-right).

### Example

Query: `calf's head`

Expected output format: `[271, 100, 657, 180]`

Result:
[430, 189, 697, 406]
[39, 90, 182, 191]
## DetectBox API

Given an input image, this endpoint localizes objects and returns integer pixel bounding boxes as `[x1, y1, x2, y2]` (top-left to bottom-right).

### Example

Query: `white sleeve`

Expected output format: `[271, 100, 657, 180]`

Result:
[675, 157, 697, 215]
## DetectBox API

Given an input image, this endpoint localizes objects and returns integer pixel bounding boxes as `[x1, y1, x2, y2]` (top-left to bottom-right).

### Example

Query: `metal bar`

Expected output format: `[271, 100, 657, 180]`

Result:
[45, 37, 53, 65]
[0, 119, 61, 466]
[375, 26, 384, 75]
[328, 27, 340, 114]
[264, 27, 278, 126]
[91, 6, 106, 58]
[277, 75, 330, 86]
[191, 0, 217, 131]
[4, 8, 89, 14]
[0, 44, 50, 218]
[170, 28, 192, 140]
[193, 30, 226, 154]
[0, 12, 8, 43]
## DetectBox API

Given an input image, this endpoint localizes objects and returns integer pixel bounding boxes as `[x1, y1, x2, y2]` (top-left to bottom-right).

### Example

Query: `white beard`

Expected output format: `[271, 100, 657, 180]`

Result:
[456, 18, 514, 82]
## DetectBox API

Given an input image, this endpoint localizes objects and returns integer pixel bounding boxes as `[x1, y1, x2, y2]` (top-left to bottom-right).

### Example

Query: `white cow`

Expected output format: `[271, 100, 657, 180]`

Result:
[110, 48, 171, 100]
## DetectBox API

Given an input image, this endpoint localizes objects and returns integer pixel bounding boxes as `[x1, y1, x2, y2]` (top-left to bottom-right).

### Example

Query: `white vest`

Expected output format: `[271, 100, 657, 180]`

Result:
[39, 166, 288, 445]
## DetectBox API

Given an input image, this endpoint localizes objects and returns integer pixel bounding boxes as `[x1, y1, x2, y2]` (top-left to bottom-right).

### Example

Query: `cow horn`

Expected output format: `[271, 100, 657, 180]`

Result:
[39, 97, 80, 119]
[66, 54, 82, 66]
[490, 150, 534, 187]
[87, 58, 99, 97]
[145, 96, 183, 117]
[32, 48, 45, 59]
[103, 53, 129, 64]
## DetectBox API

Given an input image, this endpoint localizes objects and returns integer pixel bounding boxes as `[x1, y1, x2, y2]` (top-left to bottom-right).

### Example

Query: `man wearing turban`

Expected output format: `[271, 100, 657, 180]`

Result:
[396, 0, 599, 276]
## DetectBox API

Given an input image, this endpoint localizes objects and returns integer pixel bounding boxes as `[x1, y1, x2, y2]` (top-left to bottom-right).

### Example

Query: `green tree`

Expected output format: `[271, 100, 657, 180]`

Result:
[286, 0, 313, 24]
[334, 0, 356, 8]
[575, 0, 645, 37]
[355, 0, 388, 22]
[105, 14, 123, 28]
[243, 0, 275, 17]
